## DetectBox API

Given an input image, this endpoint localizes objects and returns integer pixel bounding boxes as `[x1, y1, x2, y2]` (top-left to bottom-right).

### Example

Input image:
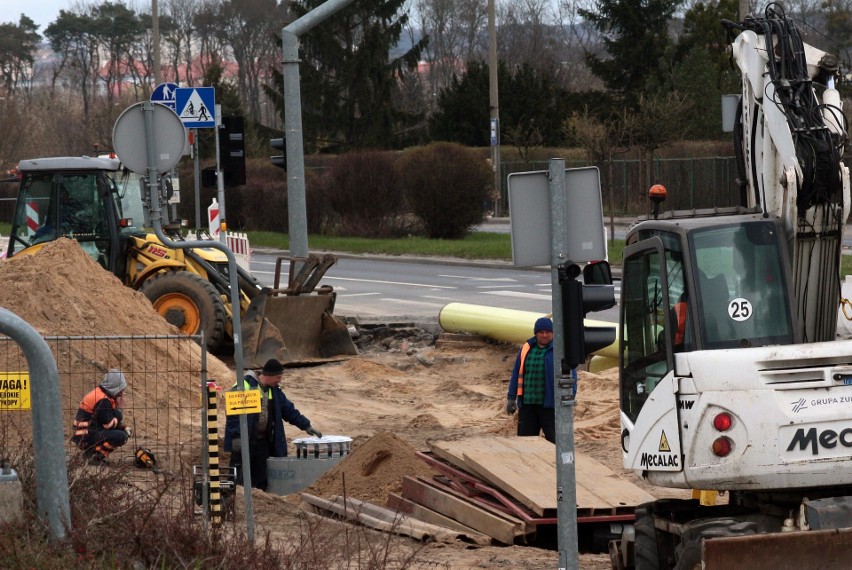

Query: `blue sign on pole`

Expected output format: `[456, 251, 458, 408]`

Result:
[151, 82, 179, 110]
[175, 87, 216, 128]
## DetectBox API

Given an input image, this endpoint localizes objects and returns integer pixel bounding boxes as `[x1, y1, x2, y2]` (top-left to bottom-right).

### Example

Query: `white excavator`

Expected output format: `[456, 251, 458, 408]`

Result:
[607, 5, 852, 568]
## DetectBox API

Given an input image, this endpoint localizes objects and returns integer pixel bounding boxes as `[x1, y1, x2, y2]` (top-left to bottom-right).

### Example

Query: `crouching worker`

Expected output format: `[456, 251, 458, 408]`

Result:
[71, 369, 131, 465]
[224, 358, 322, 491]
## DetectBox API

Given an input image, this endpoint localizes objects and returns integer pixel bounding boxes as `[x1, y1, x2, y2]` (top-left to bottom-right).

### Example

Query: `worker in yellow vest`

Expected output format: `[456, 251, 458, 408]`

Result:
[224, 359, 322, 490]
[506, 317, 555, 443]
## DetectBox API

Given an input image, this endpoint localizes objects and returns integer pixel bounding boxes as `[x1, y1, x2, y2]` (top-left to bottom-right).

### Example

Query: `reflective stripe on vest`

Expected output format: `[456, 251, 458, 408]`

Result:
[516, 342, 532, 397]
[238, 379, 272, 398]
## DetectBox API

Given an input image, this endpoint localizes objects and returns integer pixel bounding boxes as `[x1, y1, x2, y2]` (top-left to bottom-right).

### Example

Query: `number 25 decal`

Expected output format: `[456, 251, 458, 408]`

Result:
[728, 298, 753, 321]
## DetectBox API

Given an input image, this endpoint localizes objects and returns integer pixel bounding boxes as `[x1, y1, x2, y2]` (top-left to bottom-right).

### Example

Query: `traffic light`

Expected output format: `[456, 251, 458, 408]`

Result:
[561, 263, 616, 370]
[270, 137, 287, 170]
[218, 116, 246, 187]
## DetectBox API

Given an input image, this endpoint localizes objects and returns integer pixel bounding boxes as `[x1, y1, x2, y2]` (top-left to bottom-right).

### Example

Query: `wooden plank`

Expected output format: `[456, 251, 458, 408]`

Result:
[300, 493, 478, 544]
[431, 436, 655, 517]
[387, 493, 492, 545]
[400, 476, 523, 544]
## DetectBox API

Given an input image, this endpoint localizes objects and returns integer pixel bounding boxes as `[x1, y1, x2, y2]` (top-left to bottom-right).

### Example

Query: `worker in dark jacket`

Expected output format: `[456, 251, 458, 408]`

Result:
[224, 358, 322, 490]
[71, 369, 131, 465]
[506, 317, 555, 443]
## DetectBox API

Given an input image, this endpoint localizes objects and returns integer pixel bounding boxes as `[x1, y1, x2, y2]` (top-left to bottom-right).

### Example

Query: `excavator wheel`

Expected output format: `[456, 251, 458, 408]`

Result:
[140, 271, 227, 352]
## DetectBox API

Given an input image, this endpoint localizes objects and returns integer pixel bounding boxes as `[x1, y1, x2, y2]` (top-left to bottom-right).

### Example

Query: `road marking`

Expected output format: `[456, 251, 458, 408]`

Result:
[437, 275, 517, 282]
[323, 276, 456, 289]
[483, 290, 553, 300]
[340, 292, 381, 297]
[250, 268, 456, 290]
[380, 298, 447, 308]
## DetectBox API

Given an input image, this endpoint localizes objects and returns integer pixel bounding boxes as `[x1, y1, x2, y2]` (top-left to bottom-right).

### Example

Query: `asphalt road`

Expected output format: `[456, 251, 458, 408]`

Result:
[249, 249, 622, 323]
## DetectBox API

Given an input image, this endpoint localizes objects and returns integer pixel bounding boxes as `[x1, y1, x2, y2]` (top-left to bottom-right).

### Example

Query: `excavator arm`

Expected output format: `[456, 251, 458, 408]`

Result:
[726, 4, 850, 342]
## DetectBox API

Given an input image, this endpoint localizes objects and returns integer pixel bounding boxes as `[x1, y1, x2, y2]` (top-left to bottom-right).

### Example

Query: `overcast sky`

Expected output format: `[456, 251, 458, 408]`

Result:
[4, 1, 74, 31]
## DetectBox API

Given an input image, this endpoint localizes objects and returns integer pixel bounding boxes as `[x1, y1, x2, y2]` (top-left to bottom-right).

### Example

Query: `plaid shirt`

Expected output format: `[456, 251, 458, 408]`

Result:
[521, 344, 547, 405]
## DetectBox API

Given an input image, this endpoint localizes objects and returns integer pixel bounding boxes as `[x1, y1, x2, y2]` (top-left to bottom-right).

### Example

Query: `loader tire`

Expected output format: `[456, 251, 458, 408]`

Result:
[141, 271, 227, 351]
[634, 504, 661, 570]
[674, 518, 758, 570]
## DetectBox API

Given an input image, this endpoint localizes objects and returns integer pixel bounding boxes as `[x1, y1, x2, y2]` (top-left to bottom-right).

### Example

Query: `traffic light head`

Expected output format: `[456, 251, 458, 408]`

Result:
[270, 137, 286, 170]
[219, 116, 245, 187]
[561, 262, 616, 370]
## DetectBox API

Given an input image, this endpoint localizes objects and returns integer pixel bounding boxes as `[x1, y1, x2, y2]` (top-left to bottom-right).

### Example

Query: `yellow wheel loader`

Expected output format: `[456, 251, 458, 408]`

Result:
[3, 156, 356, 367]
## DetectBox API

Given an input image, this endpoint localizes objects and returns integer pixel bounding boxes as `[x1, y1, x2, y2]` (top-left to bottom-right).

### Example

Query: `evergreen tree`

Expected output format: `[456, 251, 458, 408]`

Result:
[429, 60, 605, 148]
[579, 0, 683, 109]
[266, 0, 428, 152]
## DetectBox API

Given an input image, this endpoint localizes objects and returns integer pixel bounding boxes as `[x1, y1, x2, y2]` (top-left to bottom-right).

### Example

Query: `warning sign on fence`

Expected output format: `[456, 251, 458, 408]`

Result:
[225, 389, 262, 415]
[0, 372, 31, 410]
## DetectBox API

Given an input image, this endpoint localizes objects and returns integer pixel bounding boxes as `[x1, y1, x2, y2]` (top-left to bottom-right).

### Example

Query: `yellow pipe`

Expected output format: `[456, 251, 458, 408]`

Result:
[438, 303, 619, 359]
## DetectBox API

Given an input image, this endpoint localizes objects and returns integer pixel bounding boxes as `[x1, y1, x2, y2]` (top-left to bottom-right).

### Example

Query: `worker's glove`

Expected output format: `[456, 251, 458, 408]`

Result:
[506, 400, 517, 415]
[230, 438, 241, 454]
[124, 426, 133, 438]
[306, 426, 323, 438]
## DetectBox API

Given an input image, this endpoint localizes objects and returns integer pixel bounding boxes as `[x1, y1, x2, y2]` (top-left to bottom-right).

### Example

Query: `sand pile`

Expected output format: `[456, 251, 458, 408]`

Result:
[0, 238, 233, 446]
[305, 431, 439, 504]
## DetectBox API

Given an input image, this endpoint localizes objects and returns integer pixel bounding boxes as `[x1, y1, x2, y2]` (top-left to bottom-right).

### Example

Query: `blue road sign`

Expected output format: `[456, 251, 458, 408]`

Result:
[175, 87, 216, 128]
[151, 82, 179, 110]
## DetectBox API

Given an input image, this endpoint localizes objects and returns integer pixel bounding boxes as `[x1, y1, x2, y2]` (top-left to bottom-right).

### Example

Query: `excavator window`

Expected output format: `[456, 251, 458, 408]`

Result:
[11, 171, 114, 267]
[621, 242, 673, 423]
[689, 222, 793, 349]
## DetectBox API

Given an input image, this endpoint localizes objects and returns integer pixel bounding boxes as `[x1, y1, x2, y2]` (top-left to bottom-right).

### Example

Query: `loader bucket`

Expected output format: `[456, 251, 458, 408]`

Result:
[241, 291, 358, 367]
[241, 253, 358, 367]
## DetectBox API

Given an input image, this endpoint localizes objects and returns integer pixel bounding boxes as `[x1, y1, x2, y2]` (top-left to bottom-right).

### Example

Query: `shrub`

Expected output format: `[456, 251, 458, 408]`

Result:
[399, 142, 492, 239]
[319, 149, 409, 238]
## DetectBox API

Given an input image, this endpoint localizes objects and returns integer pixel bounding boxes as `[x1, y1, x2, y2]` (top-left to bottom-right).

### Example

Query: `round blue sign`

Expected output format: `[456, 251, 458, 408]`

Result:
[151, 82, 179, 108]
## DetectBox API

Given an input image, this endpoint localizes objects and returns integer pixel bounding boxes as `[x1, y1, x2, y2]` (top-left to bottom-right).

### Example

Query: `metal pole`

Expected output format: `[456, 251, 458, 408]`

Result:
[281, 0, 358, 262]
[139, 101, 253, 539]
[488, 0, 502, 217]
[0, 309, 70, 542]
[152, 0, 161, 87]
[193, 129, 201, 236]
[549, 158, 580, 569]
[215, 104, 226, 245]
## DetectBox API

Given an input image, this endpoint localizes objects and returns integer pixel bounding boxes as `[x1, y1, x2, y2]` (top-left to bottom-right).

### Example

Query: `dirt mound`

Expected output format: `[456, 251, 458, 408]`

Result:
[305, 431, 439, 504]
[0, 239, 233, 449]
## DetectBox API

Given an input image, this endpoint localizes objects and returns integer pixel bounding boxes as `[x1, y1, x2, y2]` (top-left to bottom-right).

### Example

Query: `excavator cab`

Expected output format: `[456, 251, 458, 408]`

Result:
[7, 157, 128, 276]
[621, 213, 797, 422]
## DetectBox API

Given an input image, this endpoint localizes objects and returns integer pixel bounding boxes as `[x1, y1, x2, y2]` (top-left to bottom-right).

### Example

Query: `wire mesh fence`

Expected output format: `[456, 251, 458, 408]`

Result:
[0, 334, 210, 476]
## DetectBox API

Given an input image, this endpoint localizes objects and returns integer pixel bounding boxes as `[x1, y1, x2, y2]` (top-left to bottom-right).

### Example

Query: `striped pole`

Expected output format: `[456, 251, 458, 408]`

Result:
[26, 201, 39, 236]
[206, 383, 222, 526]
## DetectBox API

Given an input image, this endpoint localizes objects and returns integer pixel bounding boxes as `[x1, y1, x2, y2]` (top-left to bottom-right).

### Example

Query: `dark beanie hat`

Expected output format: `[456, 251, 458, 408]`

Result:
[534, 317, 553, 333]
[261, 359, 285, 376]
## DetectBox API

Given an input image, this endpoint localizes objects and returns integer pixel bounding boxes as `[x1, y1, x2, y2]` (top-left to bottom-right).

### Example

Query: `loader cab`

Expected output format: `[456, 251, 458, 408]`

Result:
[7, 157, 128, 277]
[619, 215, 795, 422]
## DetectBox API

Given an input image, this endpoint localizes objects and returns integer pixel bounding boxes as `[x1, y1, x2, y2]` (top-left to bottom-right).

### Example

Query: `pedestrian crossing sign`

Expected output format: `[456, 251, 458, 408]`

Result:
[175, 87, 216, 128]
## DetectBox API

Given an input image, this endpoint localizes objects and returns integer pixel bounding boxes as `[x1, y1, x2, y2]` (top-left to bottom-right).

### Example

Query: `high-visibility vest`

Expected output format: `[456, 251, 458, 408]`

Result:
[516, 343, 532, 397]
[72, 387, 119, 439]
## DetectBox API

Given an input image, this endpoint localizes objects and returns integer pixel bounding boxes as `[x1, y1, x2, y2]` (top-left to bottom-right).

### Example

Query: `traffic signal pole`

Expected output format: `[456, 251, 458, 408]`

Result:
[549, 159, 580, 570]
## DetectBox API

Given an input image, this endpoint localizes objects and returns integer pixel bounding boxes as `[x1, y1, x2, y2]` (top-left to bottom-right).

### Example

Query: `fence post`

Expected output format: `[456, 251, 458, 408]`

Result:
[0, 308, 70, 541]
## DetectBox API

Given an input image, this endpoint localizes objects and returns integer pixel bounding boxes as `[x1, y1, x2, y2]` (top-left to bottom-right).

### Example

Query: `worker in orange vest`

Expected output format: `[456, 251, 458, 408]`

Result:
[506, 317, 555, 443]
[71, 369, 131, 465]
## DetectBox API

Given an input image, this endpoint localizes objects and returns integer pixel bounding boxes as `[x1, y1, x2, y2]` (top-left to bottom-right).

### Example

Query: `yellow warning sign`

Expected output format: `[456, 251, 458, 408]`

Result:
[224, 389, 262, 416]
[0, 372, 31, 411]
[659, 430, 671, 452]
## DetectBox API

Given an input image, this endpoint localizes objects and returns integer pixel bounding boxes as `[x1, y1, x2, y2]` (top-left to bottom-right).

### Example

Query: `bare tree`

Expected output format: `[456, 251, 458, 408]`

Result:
[217, 0, 285, 122]
[414, 0, 488, 109]
[163, 0, 200, 85]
